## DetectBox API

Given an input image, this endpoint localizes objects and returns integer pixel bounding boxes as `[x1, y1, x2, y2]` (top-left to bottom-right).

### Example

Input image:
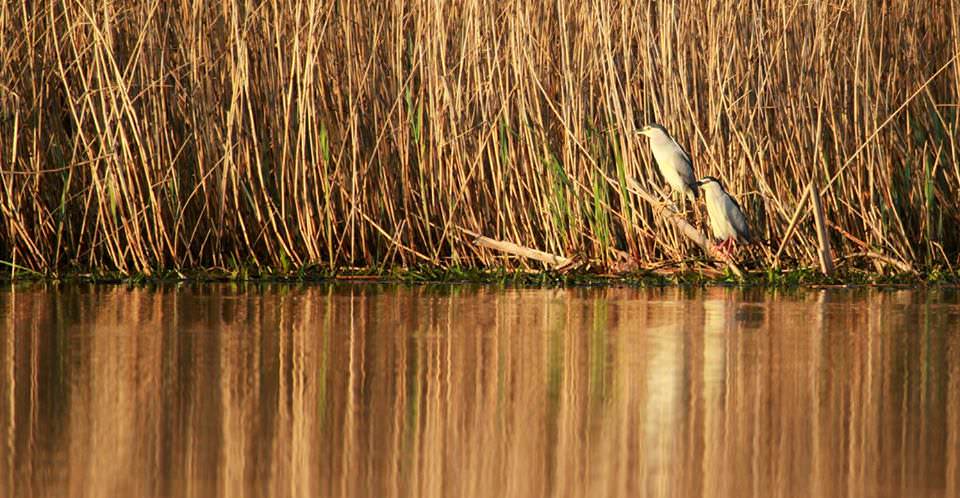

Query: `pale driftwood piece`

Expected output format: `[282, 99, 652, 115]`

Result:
[616, 175, 745, 279]
[809, 176, 835, 275]
[863, 250, 915, 274]
[471, 234, 571, 267]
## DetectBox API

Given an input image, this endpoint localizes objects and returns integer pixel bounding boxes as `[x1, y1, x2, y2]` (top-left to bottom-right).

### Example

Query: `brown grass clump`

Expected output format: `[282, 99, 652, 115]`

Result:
[1, 1, 958, 275]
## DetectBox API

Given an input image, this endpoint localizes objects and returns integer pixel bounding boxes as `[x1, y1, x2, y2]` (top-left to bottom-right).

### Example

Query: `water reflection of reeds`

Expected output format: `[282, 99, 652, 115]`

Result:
[0, 285, 958, 498]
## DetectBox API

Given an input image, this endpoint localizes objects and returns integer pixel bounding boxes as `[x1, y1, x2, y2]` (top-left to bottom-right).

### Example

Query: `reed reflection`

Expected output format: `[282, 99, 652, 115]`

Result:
[0, 285, 958, 498]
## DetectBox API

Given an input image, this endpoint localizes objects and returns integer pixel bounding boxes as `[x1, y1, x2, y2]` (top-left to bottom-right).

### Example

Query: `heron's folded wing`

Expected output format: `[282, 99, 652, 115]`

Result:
[724, 195, 752, 242]
[668, 139, 696, 186]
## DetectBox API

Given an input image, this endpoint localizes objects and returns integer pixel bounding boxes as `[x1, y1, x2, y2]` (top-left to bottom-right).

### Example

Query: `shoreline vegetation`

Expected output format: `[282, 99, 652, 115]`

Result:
[3, 262, 958, 288]
[2, 1, 959, 285]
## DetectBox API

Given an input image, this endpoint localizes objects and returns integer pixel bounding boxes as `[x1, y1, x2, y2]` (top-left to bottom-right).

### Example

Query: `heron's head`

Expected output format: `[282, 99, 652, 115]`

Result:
[696, 176, 725, 192]
[635, 123, 667, 138]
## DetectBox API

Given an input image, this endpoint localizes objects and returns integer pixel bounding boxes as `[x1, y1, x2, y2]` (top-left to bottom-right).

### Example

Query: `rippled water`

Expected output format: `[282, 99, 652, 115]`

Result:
[1, 284, 959, 498]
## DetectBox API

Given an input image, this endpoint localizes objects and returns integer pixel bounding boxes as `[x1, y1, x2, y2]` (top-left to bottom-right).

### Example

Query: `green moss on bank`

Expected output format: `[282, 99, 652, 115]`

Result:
[1, 262, 957, 288]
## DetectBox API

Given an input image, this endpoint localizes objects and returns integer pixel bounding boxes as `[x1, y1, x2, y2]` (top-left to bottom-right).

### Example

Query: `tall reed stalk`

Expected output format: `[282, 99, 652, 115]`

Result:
[1, 0, 958, 274]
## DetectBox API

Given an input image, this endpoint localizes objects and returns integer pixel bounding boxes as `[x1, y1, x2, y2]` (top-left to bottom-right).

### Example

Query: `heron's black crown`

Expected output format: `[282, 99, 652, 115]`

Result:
[698, 176, 723, 187]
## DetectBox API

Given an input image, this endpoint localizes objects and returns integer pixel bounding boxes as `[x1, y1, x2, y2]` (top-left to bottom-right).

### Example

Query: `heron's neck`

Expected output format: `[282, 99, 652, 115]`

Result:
[707, 189, 726, 201]
[650, 134, 673, 146]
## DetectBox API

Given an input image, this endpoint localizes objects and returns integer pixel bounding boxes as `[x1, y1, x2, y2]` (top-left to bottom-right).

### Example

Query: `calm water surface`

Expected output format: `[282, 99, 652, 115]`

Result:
[1, 284, 959, 498]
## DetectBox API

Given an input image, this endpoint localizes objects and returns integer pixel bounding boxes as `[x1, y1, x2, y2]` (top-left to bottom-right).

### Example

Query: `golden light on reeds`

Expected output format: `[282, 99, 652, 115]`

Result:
[1, 285, 958, 497]
[0, 1, 958, 273]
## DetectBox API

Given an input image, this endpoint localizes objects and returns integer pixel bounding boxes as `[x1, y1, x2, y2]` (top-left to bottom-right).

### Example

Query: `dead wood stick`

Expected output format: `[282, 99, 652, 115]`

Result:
[462, 228, 571, 267]
[613, 175, 744, 279]
[810, 176, 835, 275]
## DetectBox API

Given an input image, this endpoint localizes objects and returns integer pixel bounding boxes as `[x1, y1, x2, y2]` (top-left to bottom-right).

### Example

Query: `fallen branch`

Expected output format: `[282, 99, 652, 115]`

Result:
[612, 174, 744, 278]
[458, 227, 572, 268]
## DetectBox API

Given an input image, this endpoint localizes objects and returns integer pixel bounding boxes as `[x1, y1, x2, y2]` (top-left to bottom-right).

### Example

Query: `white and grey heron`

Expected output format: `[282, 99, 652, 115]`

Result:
[696, 176, 753, 257]
[636, 124, 699, 204]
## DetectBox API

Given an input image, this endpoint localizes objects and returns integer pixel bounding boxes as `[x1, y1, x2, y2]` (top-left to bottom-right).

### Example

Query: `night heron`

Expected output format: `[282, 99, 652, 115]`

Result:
[696, 176, 752, 257]
[636, 124, 699, 204]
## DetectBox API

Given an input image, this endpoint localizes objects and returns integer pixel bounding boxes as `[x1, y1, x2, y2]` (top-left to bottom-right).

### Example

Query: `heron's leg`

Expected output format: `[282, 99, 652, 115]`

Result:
[716, 239, 734, 259]
[726, 240, 744, 259]
[711, 239, 725, 259]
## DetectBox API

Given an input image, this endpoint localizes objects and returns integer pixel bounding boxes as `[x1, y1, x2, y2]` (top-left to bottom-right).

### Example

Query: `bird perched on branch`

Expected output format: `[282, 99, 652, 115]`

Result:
[636, 124, 699, 204]
[696, 176, 752, 257]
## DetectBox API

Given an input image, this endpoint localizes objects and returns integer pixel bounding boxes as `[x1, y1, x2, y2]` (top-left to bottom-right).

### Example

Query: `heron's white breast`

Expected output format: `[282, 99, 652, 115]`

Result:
[705, 190, 737, 240]
[650, 137, 691, 193]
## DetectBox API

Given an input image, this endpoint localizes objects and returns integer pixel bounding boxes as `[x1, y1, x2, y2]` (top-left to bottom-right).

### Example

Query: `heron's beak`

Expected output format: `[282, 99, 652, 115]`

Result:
[635, 125, 650, 136]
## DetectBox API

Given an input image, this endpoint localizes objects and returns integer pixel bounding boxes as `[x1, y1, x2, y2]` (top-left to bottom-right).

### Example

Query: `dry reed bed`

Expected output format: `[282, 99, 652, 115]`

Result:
[0, 0, 958, 275]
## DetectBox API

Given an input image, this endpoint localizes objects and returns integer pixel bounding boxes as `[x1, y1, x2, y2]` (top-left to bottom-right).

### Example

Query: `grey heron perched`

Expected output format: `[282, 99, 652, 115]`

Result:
[696, 176, 752, 257]
[636, 124, 699, 204]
